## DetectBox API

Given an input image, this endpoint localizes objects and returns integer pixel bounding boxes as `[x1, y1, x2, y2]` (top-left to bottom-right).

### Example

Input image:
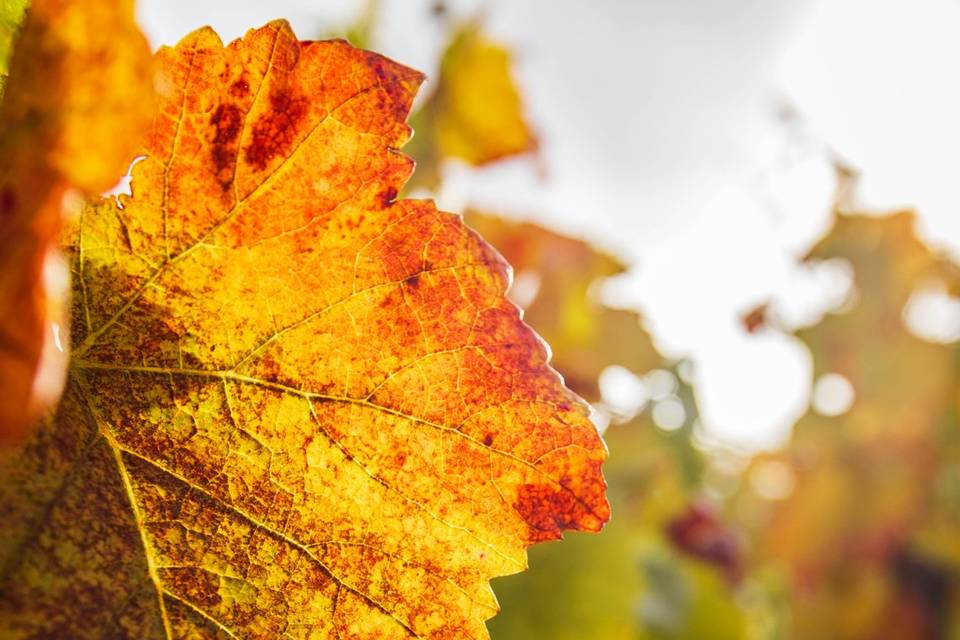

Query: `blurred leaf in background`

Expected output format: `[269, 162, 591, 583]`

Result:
[406, 22, 536, 192]
[0, 0, 154, 446]
[0, 0, 28, 79]
[735, 211, 960, 640]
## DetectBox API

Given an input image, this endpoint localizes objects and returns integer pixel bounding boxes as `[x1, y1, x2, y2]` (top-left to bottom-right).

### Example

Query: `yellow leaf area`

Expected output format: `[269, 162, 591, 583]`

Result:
[0, 20, 608, 640]
[464, 212, 660, 403]
[0, 0, 153, 445]
[736, 212, 960, 639]
[405, 24, 536, 192]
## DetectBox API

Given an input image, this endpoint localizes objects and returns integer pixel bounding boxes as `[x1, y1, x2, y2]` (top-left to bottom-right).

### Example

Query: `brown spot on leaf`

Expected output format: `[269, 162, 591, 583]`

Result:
[741, 304, 768, 334]
[258, 353, 280, 382]
[245, 90, 308, 171]
[514, 483, 582, 542]
[379, 186, 398, 208]
[230, 79, 250, 97]
[364, 53, 421, 122]
[210, 103, 243, 188]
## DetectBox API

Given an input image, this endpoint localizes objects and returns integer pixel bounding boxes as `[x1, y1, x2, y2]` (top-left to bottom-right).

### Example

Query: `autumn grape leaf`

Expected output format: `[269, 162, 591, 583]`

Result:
[405, 23, 536, 192]
[0, 0, 154, 446]
[464, 212, 660, 403]
[0, 19, 609, 639]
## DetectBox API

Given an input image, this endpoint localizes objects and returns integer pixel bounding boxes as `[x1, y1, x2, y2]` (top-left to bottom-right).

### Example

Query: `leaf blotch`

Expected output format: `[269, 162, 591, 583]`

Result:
[514, 482, 583, 543]
[379, 186, 398, 208]
[245, 90, 308, 171]
[230, 78, 250, 97]
[210, 103, 243, 187]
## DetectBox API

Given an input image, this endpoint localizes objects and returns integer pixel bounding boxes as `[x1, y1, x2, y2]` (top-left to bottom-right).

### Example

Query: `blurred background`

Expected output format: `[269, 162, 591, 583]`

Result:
[139, 1, 960, 637]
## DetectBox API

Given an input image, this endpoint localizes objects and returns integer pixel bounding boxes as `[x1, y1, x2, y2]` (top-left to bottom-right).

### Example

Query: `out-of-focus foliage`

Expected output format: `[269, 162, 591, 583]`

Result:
[405, 22, 536, 191]
[0, 0, 28, 78]
[0, 0, 154, 446]
[733, 211, 960, 640]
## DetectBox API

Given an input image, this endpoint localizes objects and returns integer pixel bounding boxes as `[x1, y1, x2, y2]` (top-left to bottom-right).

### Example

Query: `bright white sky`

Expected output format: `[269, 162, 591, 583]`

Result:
[138, 0, 960, 452]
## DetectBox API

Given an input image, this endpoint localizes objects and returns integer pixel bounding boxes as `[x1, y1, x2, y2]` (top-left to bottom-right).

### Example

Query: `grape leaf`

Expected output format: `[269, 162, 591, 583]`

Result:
[0, 0, 154, 446]
[0, 20, 609, 639]
[405, 24, 536, 192]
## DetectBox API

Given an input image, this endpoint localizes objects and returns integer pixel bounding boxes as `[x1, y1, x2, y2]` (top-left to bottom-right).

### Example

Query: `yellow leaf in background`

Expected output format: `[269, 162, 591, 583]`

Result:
[465, 212, 660, 403]
[0, 20, 609, 639]
[406, 23, 536, 192]
[0, 0, 154, 446]
[431, 25, 535, 165]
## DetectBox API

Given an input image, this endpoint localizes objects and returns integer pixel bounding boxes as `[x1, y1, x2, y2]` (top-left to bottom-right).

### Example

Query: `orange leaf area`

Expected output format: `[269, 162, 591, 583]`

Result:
[0, 20, 608, 639]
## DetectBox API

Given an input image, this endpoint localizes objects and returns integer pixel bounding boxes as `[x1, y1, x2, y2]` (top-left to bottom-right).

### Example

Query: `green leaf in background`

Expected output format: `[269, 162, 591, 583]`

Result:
[0, 0, 29, 79]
